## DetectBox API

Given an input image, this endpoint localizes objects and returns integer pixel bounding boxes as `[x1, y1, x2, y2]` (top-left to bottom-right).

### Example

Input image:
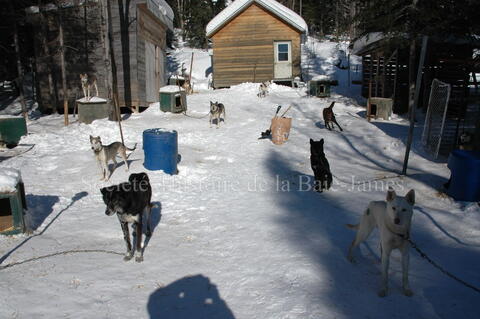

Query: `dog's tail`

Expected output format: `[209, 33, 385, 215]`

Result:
[125, 143, 137, 152]
[345, 223, 359, 230]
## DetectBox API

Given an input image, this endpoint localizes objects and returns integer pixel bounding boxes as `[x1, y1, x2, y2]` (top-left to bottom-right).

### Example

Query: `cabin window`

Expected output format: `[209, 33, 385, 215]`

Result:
[278, 44, 289, 61]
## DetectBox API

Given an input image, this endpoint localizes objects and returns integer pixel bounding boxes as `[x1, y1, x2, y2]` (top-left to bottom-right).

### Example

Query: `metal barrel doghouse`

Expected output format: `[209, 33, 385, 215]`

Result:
[143, 129, 178, 174]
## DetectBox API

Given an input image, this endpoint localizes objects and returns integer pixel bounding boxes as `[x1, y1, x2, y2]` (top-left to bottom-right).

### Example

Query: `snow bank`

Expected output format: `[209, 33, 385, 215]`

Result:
[0, 168, 22, 193]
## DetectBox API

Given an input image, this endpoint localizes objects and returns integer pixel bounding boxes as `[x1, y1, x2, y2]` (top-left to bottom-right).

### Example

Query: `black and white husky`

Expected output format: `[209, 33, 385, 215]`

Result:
[209, 101, 226, 128]
[101, 173, 153, 263]
[90, 135, 136, 180]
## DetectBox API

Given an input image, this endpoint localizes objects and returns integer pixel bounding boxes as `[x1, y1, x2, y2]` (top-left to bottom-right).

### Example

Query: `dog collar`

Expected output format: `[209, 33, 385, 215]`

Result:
[385, 222, 409, 239]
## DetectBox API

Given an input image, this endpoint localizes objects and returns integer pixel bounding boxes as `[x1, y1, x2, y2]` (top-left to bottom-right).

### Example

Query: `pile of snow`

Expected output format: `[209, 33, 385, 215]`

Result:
[76, 97, 107, 103]
[0, 168, 22, 192]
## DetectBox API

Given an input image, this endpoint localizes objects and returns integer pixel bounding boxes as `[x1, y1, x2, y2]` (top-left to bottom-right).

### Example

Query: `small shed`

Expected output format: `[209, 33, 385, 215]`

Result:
[27, 0, 174, 113]
[206, 0, 307, 88]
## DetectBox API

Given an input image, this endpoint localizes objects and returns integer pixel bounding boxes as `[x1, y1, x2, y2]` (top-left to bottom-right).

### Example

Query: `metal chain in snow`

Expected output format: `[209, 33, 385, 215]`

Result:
[182, 110, 210, 119]
[406, 237, 480, 294]
[0, 249, 124, 270]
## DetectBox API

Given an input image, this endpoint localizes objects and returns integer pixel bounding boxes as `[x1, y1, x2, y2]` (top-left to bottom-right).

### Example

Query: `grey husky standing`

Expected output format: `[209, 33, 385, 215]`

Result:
[210, 101, 226, 128]
[90, 135, 136, 180]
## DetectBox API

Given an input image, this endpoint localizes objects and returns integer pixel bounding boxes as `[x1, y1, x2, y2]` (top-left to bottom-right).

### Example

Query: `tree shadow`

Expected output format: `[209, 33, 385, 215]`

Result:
[147, 274, 236, 319]
[266, 150, 480, 317]
[24, 194, 60, 231]
[0, 191, 88, 265]
[265, 151, 434, 317]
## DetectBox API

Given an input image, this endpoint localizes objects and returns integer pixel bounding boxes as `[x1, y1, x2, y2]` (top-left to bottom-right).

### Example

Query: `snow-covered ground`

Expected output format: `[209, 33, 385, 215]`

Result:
[1, 40, 479, 319]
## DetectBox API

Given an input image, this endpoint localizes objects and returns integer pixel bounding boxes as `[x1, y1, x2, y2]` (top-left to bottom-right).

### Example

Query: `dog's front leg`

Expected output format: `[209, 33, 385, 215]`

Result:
[120, 221, 134, 261]
[400, 244, 413, 296]
[378, 245, 392, 297]
[134, 218, 143, 263]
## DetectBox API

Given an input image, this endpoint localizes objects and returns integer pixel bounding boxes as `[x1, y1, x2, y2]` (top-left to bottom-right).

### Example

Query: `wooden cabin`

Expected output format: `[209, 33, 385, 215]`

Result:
[27, 0, 173, 113]
[206, 0, 307, 88]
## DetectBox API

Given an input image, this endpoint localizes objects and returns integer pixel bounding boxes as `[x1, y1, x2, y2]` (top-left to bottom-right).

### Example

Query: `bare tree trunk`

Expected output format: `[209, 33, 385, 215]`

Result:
[176, 0, 185, 30]
[38, 5, 58, 113]
[58, 12, 69, 126]
[9, 3, 28, 119]
[99, 0, 113, 100]
[107, 0, 125, 145]
[118, 0, 132, 109]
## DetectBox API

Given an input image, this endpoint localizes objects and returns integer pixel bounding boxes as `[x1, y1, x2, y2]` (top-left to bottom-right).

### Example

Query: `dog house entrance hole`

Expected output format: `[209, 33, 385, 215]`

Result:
[370, 103, 378, 116]
[175, 94, 182, 107]
[0, 198, 13, 232]
[319, 85, 326, 94]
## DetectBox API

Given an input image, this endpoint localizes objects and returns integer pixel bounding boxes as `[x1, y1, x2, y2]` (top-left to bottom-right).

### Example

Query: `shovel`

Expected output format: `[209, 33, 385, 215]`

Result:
[259, 105, 282, 139]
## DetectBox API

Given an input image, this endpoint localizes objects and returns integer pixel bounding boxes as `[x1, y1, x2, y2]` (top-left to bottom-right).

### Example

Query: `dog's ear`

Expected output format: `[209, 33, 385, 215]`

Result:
[405, 189, 415, 206]
[89, 135, 93, 142]
[310, 138, 314, 144]
[386, 188, 396, 202]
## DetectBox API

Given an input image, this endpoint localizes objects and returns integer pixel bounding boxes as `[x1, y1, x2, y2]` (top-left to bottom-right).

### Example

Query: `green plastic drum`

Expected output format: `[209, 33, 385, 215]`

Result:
[0, 116, 27, 146]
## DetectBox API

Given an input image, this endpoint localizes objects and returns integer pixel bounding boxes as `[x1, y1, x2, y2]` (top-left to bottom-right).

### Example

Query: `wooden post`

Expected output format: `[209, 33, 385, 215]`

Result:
[58, 10, 69, 126]
[189, 52, 194, 81]
[402, 36, 428, 175]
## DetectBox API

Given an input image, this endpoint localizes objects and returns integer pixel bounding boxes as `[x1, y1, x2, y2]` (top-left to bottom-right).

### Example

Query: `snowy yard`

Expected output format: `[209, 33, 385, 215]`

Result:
[1, 41, 479, 318]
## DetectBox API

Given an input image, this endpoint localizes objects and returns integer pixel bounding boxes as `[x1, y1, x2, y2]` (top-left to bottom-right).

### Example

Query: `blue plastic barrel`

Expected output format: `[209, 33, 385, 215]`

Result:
[143, 128, 178, 174]
[447, 150, 480, 201]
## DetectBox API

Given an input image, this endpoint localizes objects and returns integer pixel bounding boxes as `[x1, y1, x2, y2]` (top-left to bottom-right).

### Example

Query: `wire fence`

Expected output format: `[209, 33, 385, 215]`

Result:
[421, 79, 451, 158]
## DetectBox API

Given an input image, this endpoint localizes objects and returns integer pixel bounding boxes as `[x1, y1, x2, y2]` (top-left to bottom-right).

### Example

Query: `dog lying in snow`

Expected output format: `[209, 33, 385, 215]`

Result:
[310, 138, 332, 192]
[101, 173, 153, 262]
[347, 188, 416, 297]
[90, 135, 136, 180]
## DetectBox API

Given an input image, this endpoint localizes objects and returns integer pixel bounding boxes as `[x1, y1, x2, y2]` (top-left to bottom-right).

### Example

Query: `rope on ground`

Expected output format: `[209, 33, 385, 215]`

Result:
[182, 110, 210, 119]
[0, 249, 124, 270]
[406, 237, 480, 294]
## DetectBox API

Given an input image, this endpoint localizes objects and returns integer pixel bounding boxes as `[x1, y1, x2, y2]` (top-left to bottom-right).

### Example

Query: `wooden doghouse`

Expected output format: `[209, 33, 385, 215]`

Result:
[309, 76, 338, 98]
[0, 169, 27, 235]
[159, 86, 187, 113]
[77, 97, 112, 124]
[367, 97, 393, 121]
[0, 115, 27, 147]
[206, 0, 307, 88]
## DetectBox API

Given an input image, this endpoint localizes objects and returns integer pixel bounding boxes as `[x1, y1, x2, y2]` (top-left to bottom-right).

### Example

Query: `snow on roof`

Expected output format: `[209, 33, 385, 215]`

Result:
[311, 74, 334, 82]
[350, 32, 385, 55]
[77, 97, 108, 103]
[0, 168, 22, 193]
[206, 0, 307, 37]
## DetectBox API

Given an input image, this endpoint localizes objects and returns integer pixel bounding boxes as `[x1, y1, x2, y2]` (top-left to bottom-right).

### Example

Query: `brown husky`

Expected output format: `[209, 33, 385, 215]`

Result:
[323, 102, 343, 131]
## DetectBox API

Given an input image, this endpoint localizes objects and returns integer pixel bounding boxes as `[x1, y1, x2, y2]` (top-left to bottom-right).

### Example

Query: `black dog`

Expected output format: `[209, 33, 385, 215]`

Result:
[101, 172, 152, 262]
[310, 138, 333, 192]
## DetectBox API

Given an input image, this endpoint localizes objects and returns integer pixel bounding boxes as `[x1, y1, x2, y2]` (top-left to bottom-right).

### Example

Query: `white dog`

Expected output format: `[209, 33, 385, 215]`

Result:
[347, 188, 415, 297]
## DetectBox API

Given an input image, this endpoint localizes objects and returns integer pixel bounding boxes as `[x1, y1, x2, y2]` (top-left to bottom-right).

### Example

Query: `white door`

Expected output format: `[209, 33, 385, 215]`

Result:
[274, 41, 292, 79]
